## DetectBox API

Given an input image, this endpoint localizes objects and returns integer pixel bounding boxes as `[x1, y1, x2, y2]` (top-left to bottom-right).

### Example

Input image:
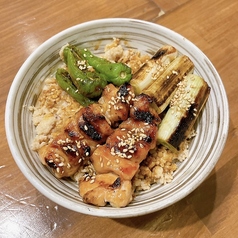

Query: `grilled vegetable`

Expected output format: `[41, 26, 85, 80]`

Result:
[70, 45, 132, 86]
[130, 45, 178, 95]
[55, 68, 94, 106]
[144, 55, 194, 114]
[62, 46, 108, 98]
[157, 74, 211, 152]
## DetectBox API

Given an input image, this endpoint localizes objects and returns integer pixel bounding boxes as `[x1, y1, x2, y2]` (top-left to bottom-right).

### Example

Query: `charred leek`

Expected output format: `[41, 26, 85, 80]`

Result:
[144, 55, 194, 114]
[157, 74, 211, 152]
[130, 45, 178, 95]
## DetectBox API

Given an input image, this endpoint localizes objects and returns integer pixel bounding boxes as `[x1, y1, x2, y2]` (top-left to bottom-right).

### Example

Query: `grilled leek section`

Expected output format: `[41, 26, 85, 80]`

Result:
[144, 55, 194, 114]
[130, 45, 178, 95]
[157, 74, 211, 152]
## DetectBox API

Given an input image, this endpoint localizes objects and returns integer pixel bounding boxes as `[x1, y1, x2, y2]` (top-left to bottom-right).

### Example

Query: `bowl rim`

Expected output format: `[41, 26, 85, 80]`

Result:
[5, 18, 229, 218]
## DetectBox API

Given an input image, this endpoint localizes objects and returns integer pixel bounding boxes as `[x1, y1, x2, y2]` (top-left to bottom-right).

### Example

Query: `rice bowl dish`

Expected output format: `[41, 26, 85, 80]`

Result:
[5, 18, 229, 218]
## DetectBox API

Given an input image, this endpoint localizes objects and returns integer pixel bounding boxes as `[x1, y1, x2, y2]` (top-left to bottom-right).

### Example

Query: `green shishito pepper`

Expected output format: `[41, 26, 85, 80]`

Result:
[63, 46, 108, 98]
[70, 45, 132, 86]
[55, 44, 132, 107]
[55, 68, 94, 106]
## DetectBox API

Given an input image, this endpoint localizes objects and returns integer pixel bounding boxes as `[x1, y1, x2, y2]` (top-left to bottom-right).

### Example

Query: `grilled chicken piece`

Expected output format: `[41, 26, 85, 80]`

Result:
[75, 103, 114, 144]
[90, 94, 160, 182]
[38, 103, 114, 178]
[90, 142, 140, 181]
[98, 83, 135, 127]
[38, 135, 84, 178]
[79, 173, 133, 207]
[81, 94, 160, 207]
[129, 93, 160, 129]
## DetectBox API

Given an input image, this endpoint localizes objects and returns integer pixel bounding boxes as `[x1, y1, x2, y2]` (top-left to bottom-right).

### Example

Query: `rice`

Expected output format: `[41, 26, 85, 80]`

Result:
[31, 77, 82, 151]
[132, 141, 190, 191]
[102, 37, 150, 74]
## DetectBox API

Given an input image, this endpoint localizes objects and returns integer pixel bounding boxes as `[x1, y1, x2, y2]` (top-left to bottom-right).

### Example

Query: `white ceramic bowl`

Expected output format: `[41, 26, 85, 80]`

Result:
[5, 18, 229, 218]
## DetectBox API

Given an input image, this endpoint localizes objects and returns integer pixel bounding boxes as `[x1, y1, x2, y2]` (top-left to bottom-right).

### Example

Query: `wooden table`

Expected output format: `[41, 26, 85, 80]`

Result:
[1, 0, 237, 237]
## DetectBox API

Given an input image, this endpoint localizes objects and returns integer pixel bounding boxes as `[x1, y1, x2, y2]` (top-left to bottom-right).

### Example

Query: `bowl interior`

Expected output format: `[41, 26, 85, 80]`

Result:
[5, 18, 229, 218]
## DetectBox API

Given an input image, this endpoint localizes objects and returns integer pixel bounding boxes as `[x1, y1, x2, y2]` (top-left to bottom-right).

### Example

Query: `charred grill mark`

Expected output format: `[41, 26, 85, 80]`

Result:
[67, 130, 78, 138]
[110, 177, 121, 189]
[152, 49, 167, 59]
[134, 110, 154, 124]
[64, 121, 81, 139]
[63, 144, 79, 157]
[78, 106, 109, 141]
[83, 145, 91, 157]
[79, 122, 102, 141]
[118, 84, 129, 98]
[75, 140, 91, 157]
[45, 159, 57, 169]
[143, 136, 152, 143]
[168, 104, 196, 149]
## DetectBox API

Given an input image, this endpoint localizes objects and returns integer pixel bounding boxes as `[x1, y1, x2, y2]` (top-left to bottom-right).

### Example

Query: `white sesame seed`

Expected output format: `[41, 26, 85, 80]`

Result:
[90, 179, 95, 184]
[172, 70, 178, 75]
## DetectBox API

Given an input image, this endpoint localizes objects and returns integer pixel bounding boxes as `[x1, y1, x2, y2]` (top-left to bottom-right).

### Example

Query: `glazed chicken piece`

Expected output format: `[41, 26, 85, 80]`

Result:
[130, 93, 159, 127]
[75, 103, 114, 145]
[79, 173, 133, 207]
[81, 94, 161, 207]
[38, 84, 134, 179]
[38, 135, 87, 178]
[38, 103, 114, 178]
[91, 94, 160, 180]
[98, 83, 135, 127]
[90, 142, 139, 181]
